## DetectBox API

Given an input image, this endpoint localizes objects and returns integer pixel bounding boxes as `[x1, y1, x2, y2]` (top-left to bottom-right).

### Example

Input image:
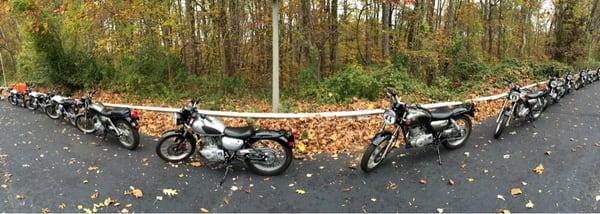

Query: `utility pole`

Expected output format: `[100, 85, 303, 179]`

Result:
[272, 0, 280, 113]
[0, 51, 6, 87]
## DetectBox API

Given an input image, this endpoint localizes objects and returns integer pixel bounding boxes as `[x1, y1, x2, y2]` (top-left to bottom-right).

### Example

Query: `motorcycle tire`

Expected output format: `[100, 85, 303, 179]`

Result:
[443, 115, 472, 149]
[115, 119, 140, 150]
[156, 133, 196, 162]
[246, 139, 293, 176]
[494, 113, 509, 139]
[75, 114, 98, 134]
[360, 141, 390, 173]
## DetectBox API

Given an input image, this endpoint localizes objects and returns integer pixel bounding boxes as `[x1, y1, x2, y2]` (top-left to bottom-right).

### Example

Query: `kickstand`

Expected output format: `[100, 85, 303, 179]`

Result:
[219, 163, 232, 186]
[436, 145, 442, 165]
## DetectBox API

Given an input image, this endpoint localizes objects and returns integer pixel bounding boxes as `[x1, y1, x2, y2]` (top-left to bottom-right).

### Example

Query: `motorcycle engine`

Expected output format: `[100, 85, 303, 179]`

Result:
[408, 127, 433, 148]
[517, 104, 530, 117]
[199, 137, 225, 162]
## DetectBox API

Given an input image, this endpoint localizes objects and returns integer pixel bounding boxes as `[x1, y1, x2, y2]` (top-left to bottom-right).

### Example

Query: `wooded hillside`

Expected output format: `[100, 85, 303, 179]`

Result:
[1, 0, 599, 105]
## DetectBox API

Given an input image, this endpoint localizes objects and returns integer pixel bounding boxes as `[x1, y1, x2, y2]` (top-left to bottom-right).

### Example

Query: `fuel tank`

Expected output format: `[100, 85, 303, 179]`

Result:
[404, 107, 432, 126]
[192, 116, 226, 135]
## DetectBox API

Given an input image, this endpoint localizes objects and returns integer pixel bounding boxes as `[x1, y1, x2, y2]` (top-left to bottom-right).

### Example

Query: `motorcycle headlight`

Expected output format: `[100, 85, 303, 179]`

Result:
[550, 81, 557, 88]
[567, 74, 573, 80]
[509, 92, 519, 102]
[383, 109, 397, 125]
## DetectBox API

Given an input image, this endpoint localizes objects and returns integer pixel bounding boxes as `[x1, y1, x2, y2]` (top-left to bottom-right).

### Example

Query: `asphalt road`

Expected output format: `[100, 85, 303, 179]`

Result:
[1, 84, 600, 213]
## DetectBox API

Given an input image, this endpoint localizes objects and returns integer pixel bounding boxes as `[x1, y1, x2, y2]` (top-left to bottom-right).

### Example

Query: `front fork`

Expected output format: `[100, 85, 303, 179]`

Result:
[496, 100, 517, 126]
[380, 126, 400, 159]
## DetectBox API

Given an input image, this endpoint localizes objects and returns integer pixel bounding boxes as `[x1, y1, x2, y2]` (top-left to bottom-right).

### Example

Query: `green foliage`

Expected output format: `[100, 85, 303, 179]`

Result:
[532, 61, 572, 78]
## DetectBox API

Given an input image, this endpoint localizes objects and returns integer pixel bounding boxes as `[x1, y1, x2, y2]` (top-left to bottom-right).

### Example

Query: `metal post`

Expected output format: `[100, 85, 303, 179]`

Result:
[272, 0, 280, 113]
[0, 51, 6, 87]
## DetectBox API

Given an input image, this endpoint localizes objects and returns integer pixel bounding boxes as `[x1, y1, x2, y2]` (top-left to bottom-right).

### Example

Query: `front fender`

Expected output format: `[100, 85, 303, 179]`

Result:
[250, 130, 294, 148]
[160, 129, 191, 140]
[371, 132, 393, 146]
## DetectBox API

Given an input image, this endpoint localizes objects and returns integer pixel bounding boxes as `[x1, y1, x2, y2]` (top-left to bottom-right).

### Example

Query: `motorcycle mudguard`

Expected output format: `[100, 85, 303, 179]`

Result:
[122, 117, 140, 129]
[249, 130, 294, 148]
[371, 132, 392, 146]
[160, 129, 194, 141]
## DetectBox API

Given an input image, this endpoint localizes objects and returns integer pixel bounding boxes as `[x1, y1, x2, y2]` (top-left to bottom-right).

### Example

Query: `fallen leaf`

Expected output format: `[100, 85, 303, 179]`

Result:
[447, 179, 455, 185]
[509, 131, 517, 135]
[437, 208, 444, 214]
[190, 161, 202, 167]
[511, 188, 522, 197]
[544, 151, 552, 156]
[90, 191, 99, 199]
[297, 143, 307, 153]
[295, 189, 306, 195]
[103, 197, 114, 206]
[371, 198, 377, 202]
[87, 165, 99, 171]
[41, 208, 49, 214]
[200, 208, 209, 213]
[525, 200, 534, 209]
[464, 152, 470, 157]
[503, 154, 510, 159]
[16, 195, 24, 200]
[497, 194, 505, 201]
[387, 181, 397, 190]
[77, 205, 83, 210]
[58, 202, 66, 209]
[499, 209, 511, 214]
[533, 164, 544, 174]
[306, 173, 313, 178]
[419, 179, 428, 184]
[163, 188, 178, 197]
[467, 177, 475, 182]
[595, 195, 600, 201]
[223, 196, 229, 205]
[126, 187, 143, 199]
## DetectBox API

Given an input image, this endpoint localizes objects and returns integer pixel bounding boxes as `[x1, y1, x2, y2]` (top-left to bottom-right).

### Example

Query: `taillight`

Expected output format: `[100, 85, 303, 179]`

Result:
[131, 110, 139, 120]
[291, 128, 300, 137]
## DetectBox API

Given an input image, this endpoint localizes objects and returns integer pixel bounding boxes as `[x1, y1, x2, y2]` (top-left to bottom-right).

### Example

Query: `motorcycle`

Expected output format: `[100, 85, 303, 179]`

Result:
[545, 76, 565, 104]
[493, 80, 547, 139]
[74, 91, 141, 150]
[591, 69, 599, 82]
[45, 93, 83, 125]
[360, 88, 475, 172]
[156, 99, 296, 184]
[574, 72, 583, 90]
[8, 87, 29, 107]
[585, 70, 595, 84]
[24, 89, 51, 111]
[564, 73, 574, 94]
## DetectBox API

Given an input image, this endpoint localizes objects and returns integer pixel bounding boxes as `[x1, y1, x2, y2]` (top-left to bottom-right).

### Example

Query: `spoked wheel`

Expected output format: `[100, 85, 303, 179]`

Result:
[156, 134, 196, 162]
[360, 140, 391, 173]
[443, 115, 472, 149]
[115, 120, 140, 150]
[8, 95, 17, 106]
[246, 139, 292, 176]
[494, 112, 509, 139]
[75, 114, 98, 134]
[25, 98, 37, 110]
[45, 104, 60, 119]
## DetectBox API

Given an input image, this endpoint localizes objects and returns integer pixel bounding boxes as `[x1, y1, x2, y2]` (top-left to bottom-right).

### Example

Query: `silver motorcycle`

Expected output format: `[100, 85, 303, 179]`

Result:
[156, 99, 297, 184]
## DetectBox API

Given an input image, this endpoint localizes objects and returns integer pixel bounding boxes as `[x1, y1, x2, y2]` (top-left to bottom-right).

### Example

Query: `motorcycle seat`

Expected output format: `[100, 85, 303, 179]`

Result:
[430, 107, 471, 120]
[60, 99, 74, 105]
[100, 107, 130, 118]
[224, 127, 255, 139]
[527, 91, 544, 99]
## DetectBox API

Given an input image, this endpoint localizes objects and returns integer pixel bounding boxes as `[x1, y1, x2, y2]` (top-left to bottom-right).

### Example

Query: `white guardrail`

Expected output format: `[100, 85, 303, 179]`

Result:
[97, 81, 546, 119]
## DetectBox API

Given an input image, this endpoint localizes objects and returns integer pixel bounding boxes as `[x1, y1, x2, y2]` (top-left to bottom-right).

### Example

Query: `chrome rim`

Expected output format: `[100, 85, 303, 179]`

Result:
[116, 122, 134, 147]
[495, 115, 505, 135]
[77, 115, 97, 133]
[367, 141, 389, 169]
[160, 136, 193, 161]
[447, 118, 470, 146]
[250, 140, 287, 172]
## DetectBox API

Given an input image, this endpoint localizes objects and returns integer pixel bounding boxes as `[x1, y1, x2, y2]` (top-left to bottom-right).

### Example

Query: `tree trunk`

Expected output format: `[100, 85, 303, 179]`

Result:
[382, 1, 390, 60]
[329, 0, 339, 74]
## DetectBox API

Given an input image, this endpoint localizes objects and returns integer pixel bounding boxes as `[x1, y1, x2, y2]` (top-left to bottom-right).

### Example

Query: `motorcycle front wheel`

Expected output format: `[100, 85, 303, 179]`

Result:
[75, 114, 98, 134]
[246, 139, 293, 176]
[45, 104, 60, 119]
[156, 133, 196, 162]
[360, 140, 391, 172]
[115, 120, 140, 150]
[493, 112, 509, 139]
[8, 95, 17, 106]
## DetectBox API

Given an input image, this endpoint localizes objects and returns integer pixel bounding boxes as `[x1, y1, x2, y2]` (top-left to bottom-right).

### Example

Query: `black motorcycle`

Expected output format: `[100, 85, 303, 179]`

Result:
[564, 72, 574, 94]
[360, 88, 475, 172]
[74, 91, 141, 150]
[545, 76, 565, 104]
[493, 80, 547, 139]
[156, 99, 297, 183]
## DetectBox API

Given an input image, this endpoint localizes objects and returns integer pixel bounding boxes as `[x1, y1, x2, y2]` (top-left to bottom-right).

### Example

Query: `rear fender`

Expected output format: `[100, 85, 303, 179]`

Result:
[249, 130, 294, 149]
[371, 132, 393, 146]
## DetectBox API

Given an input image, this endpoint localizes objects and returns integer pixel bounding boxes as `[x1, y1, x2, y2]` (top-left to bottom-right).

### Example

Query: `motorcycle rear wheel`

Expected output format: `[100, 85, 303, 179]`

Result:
[246, 139, 293, 176]
[75, 114, 97, 134]
[443, 115, 472, 149]
[45, 104, 60, 119]
[115, 120, 140, 150]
